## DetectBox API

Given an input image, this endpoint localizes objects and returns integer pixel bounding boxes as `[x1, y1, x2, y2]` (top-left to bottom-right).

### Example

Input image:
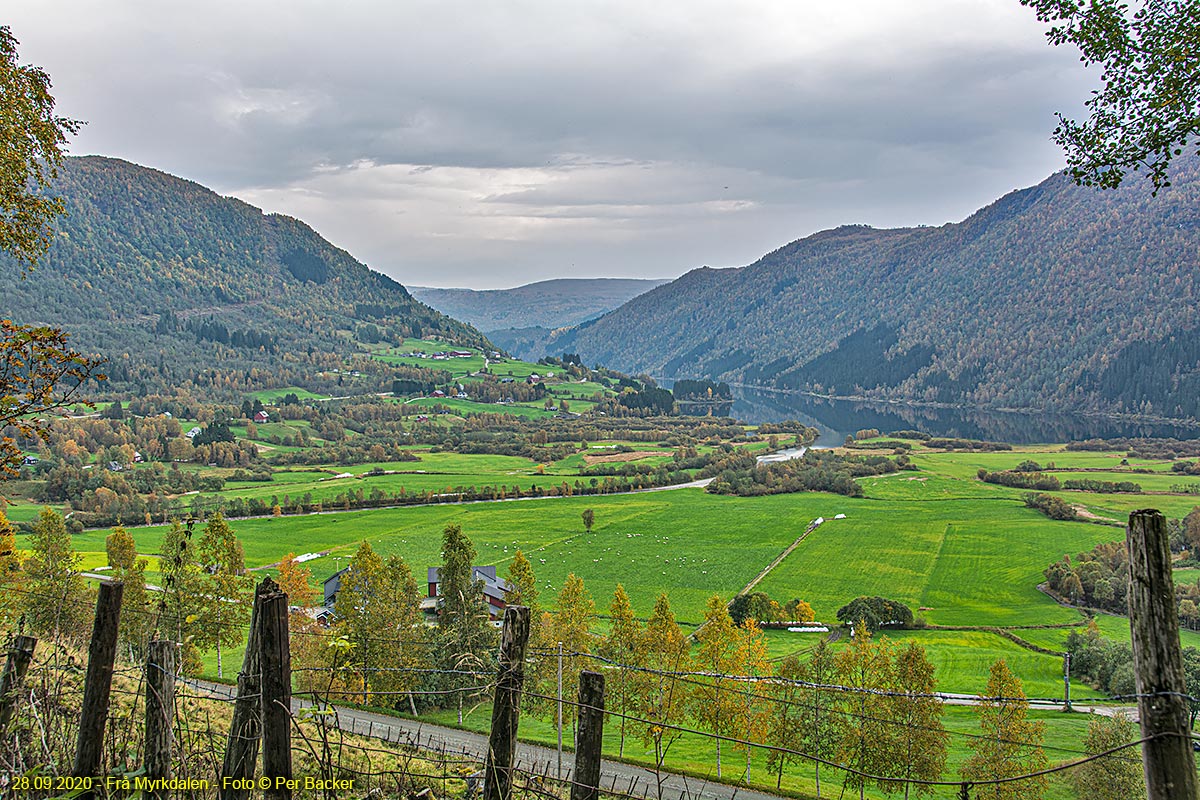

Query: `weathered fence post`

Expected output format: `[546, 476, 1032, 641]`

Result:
[142, 640, 178, 800]
[0, 634, 36, 737]
[484, 605, 531, 800]
[259, 578, 292, 800]
[1063, 651, 1072, 712]
[571, 670, 605, 800]
[219, 580, 268, 800]
[72, 581, 124, 800]
[1127, 509, 1199, 800]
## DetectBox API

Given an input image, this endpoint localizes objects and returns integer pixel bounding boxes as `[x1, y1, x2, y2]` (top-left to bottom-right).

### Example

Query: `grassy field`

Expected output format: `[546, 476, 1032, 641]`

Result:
[414, 692, 1095, 800]
[19, 429, 1200, 798]
[18, 433, 1194, 800]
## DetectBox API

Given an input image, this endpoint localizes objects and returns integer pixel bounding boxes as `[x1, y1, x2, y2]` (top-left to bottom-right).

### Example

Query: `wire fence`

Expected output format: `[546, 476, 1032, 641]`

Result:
[0, 583, 1183, 800]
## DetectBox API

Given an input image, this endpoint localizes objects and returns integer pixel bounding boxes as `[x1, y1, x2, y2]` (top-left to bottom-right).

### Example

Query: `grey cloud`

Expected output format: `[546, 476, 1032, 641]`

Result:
[7, 0, 1092, 287]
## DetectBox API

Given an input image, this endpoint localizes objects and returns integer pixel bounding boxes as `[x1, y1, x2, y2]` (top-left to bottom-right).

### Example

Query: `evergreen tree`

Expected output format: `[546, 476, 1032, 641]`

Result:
[435, 524, 497, 718]
[961, 660, 1049, 800]
[437, 523, 482, 630]
[600, 583, 643, 756]
[24, 507, 87, 638]
[889, 642, 948, 799]
[1071, 711, 1145, 800]
[195, 513, 252, 678]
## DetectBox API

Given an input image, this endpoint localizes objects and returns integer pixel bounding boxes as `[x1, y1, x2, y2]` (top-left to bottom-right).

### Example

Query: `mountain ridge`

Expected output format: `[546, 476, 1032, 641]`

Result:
[549, 162, 1200, 419]
[410, 277, 669, 331]
[0, 155, 485, 397]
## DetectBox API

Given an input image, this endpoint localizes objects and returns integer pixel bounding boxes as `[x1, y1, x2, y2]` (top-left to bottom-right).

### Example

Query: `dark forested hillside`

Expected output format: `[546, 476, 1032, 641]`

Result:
[551, 158, 1200, 419]
[0, 156, 484, 397]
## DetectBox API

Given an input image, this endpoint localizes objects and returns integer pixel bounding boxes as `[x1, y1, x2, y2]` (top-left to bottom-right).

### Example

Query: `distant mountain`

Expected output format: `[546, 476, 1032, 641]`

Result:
[411, 278, 668, 361]
[412, 278, 662, 330]
[0, 156, 484, 397]
[551, 159, 1200, 420]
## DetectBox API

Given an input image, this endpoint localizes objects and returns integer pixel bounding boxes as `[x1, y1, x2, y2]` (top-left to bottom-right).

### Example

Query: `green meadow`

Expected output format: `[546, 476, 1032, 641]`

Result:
[24, 435, 1199, 798]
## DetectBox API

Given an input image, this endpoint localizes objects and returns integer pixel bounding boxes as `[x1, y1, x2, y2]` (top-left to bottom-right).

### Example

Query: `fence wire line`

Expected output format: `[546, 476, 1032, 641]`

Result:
[536, 646, 1194, 707]
[0, 638, 1175, 799]
[9, 582, 1179, 706]
[522, 689, 1164, 790]
[4, 584, 1187, 792]
[3, 606, 1168, 766]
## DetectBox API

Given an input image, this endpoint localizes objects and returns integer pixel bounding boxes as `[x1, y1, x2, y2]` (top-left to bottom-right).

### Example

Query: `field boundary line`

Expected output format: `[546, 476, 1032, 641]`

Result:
[690, 516, 828, 640]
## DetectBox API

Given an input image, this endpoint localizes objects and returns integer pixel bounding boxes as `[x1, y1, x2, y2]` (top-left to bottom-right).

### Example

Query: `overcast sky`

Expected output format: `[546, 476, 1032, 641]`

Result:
[9, 1, 1091, 289]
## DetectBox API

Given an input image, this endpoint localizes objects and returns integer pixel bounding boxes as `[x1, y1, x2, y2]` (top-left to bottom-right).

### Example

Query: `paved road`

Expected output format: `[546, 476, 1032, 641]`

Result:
[189, 679, 784, 800]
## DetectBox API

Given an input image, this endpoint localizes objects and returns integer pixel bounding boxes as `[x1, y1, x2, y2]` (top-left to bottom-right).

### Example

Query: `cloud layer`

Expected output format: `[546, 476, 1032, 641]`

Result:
[9, 1, 1091, 287]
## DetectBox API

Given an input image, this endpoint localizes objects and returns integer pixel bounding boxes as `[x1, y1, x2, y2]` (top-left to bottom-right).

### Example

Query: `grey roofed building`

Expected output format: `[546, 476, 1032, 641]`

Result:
[426, 565, 511, 618]
[323, 567, 349, 608]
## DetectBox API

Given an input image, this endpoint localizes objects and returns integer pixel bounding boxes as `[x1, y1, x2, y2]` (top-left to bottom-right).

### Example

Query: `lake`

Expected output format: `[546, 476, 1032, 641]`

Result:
[682, 387, 1200, 447]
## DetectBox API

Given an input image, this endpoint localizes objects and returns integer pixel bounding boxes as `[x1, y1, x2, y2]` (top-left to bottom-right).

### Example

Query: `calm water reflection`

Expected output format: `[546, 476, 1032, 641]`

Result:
[684, 388, 1200, 447]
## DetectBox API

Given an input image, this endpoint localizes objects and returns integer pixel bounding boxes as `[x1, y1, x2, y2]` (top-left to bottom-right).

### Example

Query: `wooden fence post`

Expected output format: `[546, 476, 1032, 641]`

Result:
[142, 640, 178, 800]
[484, 605, 531, 800]
[72, 581, 124, 800]
[571, 670, 605, 800]
[259, 578, 292, 800]
[1127, 509, 1199, 800]
[219, 580, 268, 800]
[0, 634, 36, 737]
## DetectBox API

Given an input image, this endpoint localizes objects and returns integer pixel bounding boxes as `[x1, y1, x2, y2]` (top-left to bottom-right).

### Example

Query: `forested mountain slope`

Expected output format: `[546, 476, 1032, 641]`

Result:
[551, 159, 1200, 419]
[0, 156, 484, 397]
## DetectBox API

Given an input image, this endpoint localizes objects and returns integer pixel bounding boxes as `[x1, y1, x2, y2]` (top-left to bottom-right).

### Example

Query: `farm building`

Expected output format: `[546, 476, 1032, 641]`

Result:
[322, 567, 349, 608]
[426, 565, 511, 620]
[322, 564, 511, 622]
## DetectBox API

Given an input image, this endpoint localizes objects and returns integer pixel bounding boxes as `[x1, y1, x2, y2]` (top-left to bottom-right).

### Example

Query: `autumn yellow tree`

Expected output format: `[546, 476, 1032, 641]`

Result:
[24, 507, 88, 638]
[549, 573, 595, 730]
[0, 28, 102, 477]
[195, 513, 253, 678]
[639, 593, 690, 789]
[600, 584, 644, 756]
[889, 641, 948, 799]
[960, 659, 1048, 800]
[735, 617, 771, 782]
[1071, 711, 1145, 800]
[835, 626, 896, 800]
[693, 595, 743, 778]
[106, 525, 152, 656]
[277, 552, 316, 607]
[0, 508, 24, 627]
